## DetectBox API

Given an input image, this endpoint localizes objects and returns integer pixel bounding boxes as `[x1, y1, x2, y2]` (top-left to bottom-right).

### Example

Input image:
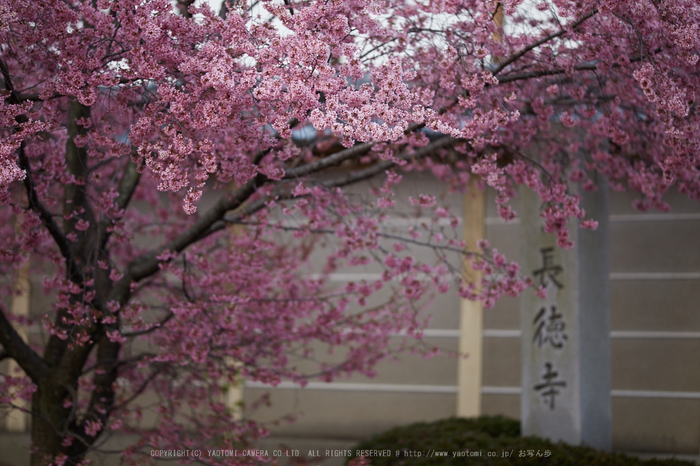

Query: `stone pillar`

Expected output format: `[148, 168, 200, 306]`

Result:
[519, 175, 611, 450]
[457, 181, 485, 417]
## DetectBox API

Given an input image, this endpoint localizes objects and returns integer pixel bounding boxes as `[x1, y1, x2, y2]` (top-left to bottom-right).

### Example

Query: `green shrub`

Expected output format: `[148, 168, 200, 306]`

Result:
[347, 416, 693, 465]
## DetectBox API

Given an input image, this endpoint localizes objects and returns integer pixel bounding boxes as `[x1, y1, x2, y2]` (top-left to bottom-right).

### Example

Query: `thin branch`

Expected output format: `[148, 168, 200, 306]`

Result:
[196, 185, 294, 242]
[80, 352, 158, 376]
[99, 156, 140, 249]
[611, 12, 653, 64]
[108, 369, 162, 414]
[225, 220, 481, 258]
[14, 92, 62, 102]
[491, 9, 599, 77]
[121, 312, 174, 338]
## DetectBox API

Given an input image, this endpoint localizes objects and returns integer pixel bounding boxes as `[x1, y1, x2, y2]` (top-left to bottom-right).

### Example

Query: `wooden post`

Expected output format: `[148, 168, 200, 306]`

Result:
[5, 258, 31, 432]
[457, 179, 485, 417]
[223, 213, 245, 420]
[457, 0, 504, 418]
[223, 357, 243, 420]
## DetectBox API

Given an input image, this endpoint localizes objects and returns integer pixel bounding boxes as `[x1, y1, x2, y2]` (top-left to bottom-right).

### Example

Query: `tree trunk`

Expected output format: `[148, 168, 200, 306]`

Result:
[30, 381, 82, 466]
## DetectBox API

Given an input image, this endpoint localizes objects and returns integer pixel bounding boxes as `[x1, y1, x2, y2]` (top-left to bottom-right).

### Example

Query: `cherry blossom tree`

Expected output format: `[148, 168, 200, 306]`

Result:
[1, 0, 698, 464]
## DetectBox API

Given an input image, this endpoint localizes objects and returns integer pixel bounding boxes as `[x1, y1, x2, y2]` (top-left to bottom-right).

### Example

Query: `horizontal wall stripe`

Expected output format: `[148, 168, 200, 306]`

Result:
[313, 272, 700, 282]
[481, 330, 700, 339]
[421, 329, 461, 338]
[26, 326, 699, 340]
[352, 212, 700, 229]
[245, 381, 458, 394]
[484, 387, 700, 399]
[485, 217, 519, 226]
[312, 273, 383, 282]
[482, 386, 521, 395]
[611, 390, 700, 399]
[245, 382, 700, 400]
[610, 272, 700, 280]
[483, 329, 521, 338]
[394, 329, 700, 339]
[485, 213, 700, 225]
[272, 213, 700, 232]
[609, 213, 700, 222]
[309, 272, 435, 282]
[380, 217, 459, 228]
[610, 331, 700, 339]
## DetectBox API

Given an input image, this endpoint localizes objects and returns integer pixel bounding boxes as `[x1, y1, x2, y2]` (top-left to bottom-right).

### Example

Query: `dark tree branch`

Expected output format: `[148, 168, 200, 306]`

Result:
[206, 136, 461, 240]
[176, 0, 196, 18]
[198, 185, 295, 242]
[124, 172, 268, 285]
[0, 308, 49, 383]
[42, 100, 103, 372]
[498, 47, 661, 84]
[113, 157, 141, 212]
[323, 135, 459, 188]
[118, 120, 431, 293]
[0, 59, 82, 285]
[1, 60, 101, 404]
[112, 119, 313, 294]
[498, 63, 598, 83]
[283, 122, 425, 179]
[64, 100, 95, 246]
[218, 0, 229, 19]
[284, 142, 375, 179]
[67, 334, 120, 459]
[16, 143, 83, 283]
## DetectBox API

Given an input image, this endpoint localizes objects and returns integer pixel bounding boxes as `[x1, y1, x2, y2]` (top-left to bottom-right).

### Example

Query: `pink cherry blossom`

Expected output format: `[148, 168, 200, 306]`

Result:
[1, 0, 699, 464]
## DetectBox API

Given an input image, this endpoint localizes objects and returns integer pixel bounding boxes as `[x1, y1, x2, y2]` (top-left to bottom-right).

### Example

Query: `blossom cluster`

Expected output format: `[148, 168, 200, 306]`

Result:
[0, 0, 698, 464]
